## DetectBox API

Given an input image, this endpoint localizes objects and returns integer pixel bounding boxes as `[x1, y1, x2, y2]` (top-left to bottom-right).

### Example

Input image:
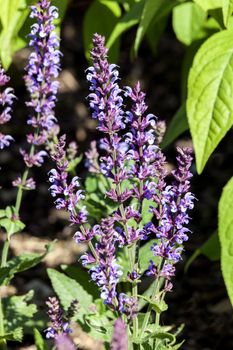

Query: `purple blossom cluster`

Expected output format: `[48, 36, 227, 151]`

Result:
[21, 0, 61, 169]
[83, 218, 122, 307]
[49, 135, 87, 225]
[87, 34, 128, 192]
[45, 297, 72, 339]
[111, 318, 128, 350]
[147, 147, 195, 290]
[55, 334, 76, 350]
[0, 66, 15, 149]
[125, 82, 166, 201]
[49, 33, 195, 322]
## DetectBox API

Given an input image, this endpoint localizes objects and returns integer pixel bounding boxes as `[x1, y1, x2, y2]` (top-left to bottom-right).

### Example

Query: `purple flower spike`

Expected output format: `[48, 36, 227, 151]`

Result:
[49, 135, 87, 225]
[125, 82, 166, 199]
[150, 147, 195, 289]
[86, 218, 122, 307]
[0, 66, 15, 149]
[111, 318, 128, 350]
[87, 34, 125, 133]
[86, 34, 128, 191]
[118, 293, 138, 320]
[20, 0, 61, 167]
[45, 297, 72, 339]
[25, 0, 60, 135]
[55, 334, 76, 350]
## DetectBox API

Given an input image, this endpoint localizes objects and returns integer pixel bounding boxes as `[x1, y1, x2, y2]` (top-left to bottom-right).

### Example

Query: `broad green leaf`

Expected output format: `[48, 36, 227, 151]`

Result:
[222, 0, 233, 27]
[172, 3, 207, 46]
[193, 0, 222, 11]
[145, 12, 168, 56]
[162, 103, 189, 149]
[4, 291, 37, 335]
[0, 0, 35, 69]
[185, 231, 220, 271]
[83, 0, 121, 62]
[47, 269, 93, 322]
[134, 0, 177, 55]
[187, 29, 233, 173]
[219, 175, 233, 306]
[0, 244, 51, 285]
[34, 328, 48, 350]
[0, 328, 23, 342]
[61, 264, 99, 299]
[106, 0, 145, 49]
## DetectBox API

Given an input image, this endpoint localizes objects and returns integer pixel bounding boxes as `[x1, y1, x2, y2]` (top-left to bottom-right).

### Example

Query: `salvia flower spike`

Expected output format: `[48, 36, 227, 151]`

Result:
[45, 297, 72, 339]
[48, 32, 195, 345]
[111, 318, 128, 350]
[21, 0, 61, 169]
[0, 65, 15, 149]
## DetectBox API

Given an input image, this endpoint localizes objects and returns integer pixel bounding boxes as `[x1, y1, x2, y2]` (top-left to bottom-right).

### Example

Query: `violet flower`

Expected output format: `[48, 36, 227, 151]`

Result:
[21, 0, 61, 168]
[0, 66, 15, 149]
[85, 140, 100, 173]
[111, 318, 128, 350]
[45, 297, 72, 339]
[86, 218, 122, 307]
[49, 135, 87, 225]
[149, 147, 195, 290]
[86, 34, 128, 197]
[118, 293, 138, 320]
[55, 334, 76, 350]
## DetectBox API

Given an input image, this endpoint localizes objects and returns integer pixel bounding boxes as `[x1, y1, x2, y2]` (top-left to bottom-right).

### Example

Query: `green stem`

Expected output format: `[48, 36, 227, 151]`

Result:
[0, 240, 9, 350]
[0, 296, 7, 350]
[140, 259, 163, 340]
[1, 241, 9, 269]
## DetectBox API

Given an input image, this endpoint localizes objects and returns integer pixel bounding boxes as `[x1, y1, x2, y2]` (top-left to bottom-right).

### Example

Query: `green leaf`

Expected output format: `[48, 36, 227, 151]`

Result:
[85, 176, 98, 193]
[139, 239, 158, 273]
[0, 328, 23, 342]
[138, 295, 168, 314]
[193, 0, 222, 11]
[83, 0, 121, 62]
[67, 155, 83, 173]
[172, 3, 207, 46]
[106, 0, 145, 49]
[61, 264, 99, 299]
[141, 199, 157, 226]
[201, 231, 220, 260]
[0, 244, 51, 285]
[84, 313, 114, 342]
[0, 0, 35, 69]
[47, 269, 93, 322]
[162, 103, 189, 149]
[34, 328, 48, 350]
[222, 0, 233, 27]
[219, 175, 233, 306]
[4, 291, 37, 336]
[0, 206, 25, 237]
[145, 12, 168, 56]
[187, 29, 233, 173]
[134, 0, 176, 55]
[185, 231, 220, 271]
